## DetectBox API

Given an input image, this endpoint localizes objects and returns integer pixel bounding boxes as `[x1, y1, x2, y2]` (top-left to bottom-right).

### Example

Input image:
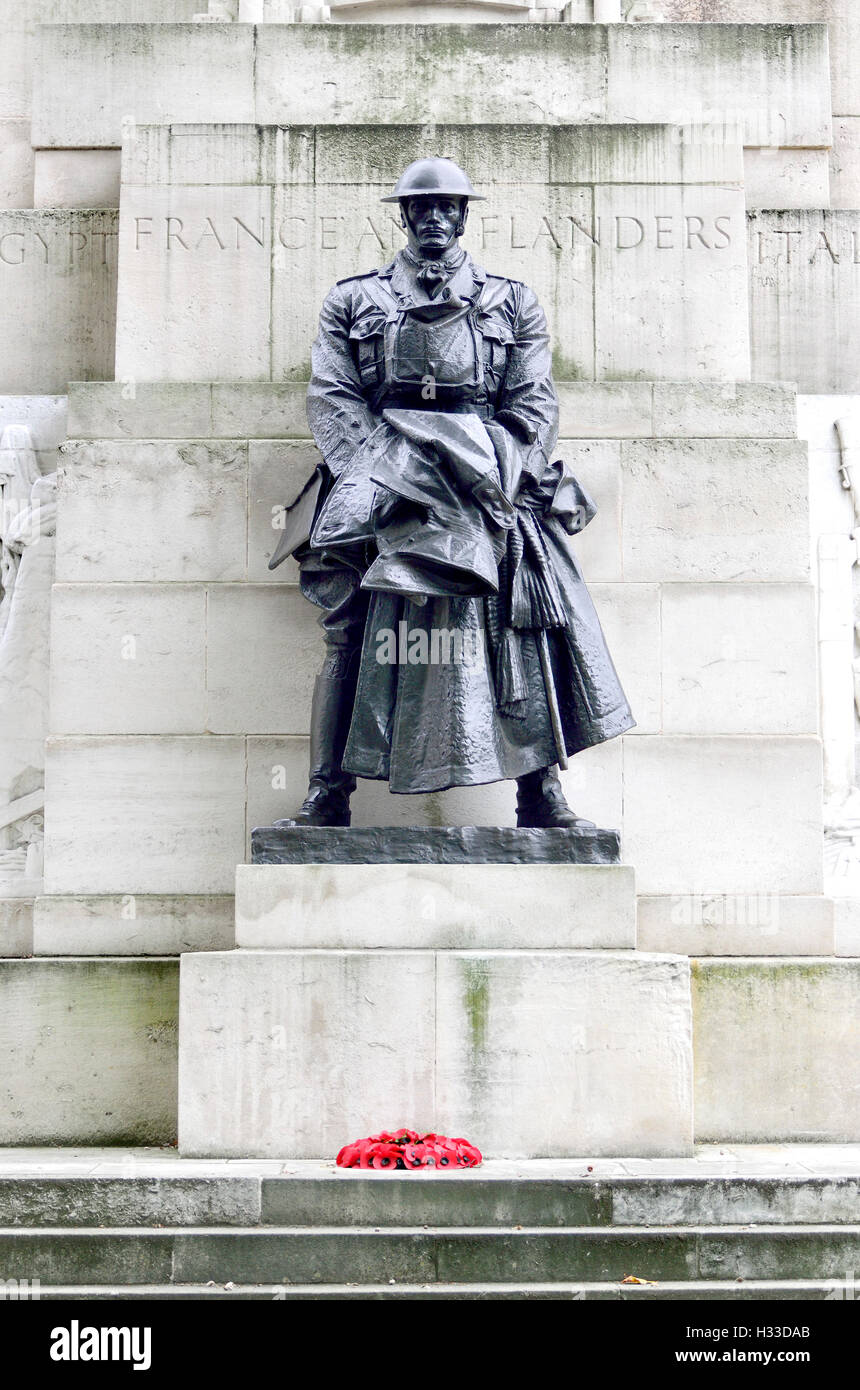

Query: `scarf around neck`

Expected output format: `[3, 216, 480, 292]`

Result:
[402, 244, 467, 298]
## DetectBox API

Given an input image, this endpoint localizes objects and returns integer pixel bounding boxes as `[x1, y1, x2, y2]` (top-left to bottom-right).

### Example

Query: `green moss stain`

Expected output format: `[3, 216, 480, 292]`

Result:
[463, 960, 490, 1057]
[424, 794, 446, 829]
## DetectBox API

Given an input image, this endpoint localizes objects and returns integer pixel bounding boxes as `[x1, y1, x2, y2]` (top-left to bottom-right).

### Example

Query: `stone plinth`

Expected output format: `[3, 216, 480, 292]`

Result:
[178, 945, 693, 1158]
[235, 860, 634, 949]
[178, 844, 694, 1158]
[250, 824, 622, 865]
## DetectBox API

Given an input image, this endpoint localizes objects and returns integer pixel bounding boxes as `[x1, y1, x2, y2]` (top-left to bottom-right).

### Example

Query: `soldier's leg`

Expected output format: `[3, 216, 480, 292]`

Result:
[514, 766, 596, 830]
[277, 551, 370, 828]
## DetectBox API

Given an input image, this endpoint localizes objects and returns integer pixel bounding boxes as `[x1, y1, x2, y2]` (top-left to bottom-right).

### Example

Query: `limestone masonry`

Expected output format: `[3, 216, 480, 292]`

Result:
[0, 3, 858, 1174]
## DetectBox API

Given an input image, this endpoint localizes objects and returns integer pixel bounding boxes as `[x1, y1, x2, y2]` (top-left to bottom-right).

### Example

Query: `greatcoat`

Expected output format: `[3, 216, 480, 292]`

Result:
[270, 246, 635, 794]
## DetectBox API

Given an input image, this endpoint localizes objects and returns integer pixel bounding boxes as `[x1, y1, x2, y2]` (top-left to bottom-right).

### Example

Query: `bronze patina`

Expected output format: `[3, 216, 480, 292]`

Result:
[269, 157, 635, 827]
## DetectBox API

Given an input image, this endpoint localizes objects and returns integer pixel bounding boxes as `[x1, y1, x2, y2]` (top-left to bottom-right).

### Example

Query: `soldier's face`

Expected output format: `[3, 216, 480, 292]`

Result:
[402, 196, 466, 256]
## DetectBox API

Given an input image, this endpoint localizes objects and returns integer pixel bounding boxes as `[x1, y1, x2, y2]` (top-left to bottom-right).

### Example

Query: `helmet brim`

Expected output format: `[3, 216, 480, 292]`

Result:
[380, 192, 486, 203]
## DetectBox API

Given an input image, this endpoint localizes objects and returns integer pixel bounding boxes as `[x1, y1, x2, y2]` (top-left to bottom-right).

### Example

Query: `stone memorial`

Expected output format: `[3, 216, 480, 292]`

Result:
[0, 0, 858, 1297]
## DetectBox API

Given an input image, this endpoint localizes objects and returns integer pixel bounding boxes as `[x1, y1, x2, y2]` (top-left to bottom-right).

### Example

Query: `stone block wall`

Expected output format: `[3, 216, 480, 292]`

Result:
[39, 377, 823, 952]
[653, 3, 860, 205]
[0, 7, 856, 1146]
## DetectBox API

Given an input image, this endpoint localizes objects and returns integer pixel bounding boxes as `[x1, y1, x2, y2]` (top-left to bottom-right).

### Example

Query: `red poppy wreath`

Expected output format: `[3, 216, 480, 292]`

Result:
[336, 1129, 482, 1170]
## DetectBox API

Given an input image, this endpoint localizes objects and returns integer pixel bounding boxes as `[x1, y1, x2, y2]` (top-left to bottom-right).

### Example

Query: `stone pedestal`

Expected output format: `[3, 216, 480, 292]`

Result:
[2, 8, 854, 1164]
[178, 846, 694, 1158]
[235, 854, 634, 950]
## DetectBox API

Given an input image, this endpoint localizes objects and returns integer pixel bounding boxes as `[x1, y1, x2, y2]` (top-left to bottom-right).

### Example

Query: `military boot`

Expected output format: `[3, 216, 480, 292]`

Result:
[515, 765, 596, 830]
[275, 648, 359, 828]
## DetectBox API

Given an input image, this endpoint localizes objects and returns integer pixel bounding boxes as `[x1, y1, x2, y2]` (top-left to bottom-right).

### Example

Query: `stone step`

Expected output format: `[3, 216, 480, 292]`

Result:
[259, 1176, 860, 1230]
[23, 1280, 858, 1302]
[1, 1225, 859, 1285]
[4, 1173, 860, 1229]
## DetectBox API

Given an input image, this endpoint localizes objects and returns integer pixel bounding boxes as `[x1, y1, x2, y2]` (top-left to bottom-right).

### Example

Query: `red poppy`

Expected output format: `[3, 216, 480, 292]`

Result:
[371, 1144, 402, 1169]
[337, 1130, 482, 1170]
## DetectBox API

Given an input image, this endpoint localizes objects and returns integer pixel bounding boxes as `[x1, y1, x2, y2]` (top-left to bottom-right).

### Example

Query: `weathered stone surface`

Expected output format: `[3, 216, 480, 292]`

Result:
[435, 951, 693, 1157]
[165, 1225, 860, 1286]
[0, 119, 33, 209]
[179, 949, 438, 1158]
[743, 147, 829, 210]
[206, 585, 320, 733]
[328, 2, 556, 24]
[115, 122, 749, 383]
[178, 948, 692, 1156]
[694, 959, 860, 1142]
[55, 440, 248, 582]
[0, 1175, 260, 1229]
[605, 22, 830, 147]
[0, 211, 117, 394]
[211, 383, 313, 440]
[620, 439, 810, 582]
[33, 893, 235, 956]
[32, 23, 830, 148]
[0, 1230, 174, 1287]
[650, 381, 796, 439]
[558, 382, 653, 438]
[654, 3, 859, 118]
[0, 958, 178, 1144]
[593, 182, 749, 382]
[830, 117, 860, 208]
[637, 894, 835, 956]
[660, 583, 818, 734]
[49, 584, 207, 735]
[2, 4, 200, 113]
[0, 898, 33, 957]
[0, 3, 197, 212]
[43, 737, 246, 895]
[235, 862, 635, 948]
[749, 211, 860, 394]
[67, 383, 213, 440]
[34, 22, 257, 147]
[0, 395, 66, 456]
[116, 184, 273, 382]
[250, 824, 621, 866]
[0, 431, 54, 840]
[39, 728, 617, 893]
[623, 737, 824, 895]
[33, 149, 121, 210]
[833, 898, 860, 957]
[608, 1172, 860, 1229]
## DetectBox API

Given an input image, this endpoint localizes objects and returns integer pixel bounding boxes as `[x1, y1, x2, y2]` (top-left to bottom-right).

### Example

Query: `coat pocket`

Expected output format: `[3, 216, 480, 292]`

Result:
[349, 314, 387, 386]
[477, 316, 515, 386]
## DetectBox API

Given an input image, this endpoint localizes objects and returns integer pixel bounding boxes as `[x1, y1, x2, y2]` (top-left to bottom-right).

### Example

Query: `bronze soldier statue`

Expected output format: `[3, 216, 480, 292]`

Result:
[269, 157, 634, 827]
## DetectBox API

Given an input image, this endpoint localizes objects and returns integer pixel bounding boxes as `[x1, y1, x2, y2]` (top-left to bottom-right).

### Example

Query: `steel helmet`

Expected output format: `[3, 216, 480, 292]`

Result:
[380, 157, 485, 203]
